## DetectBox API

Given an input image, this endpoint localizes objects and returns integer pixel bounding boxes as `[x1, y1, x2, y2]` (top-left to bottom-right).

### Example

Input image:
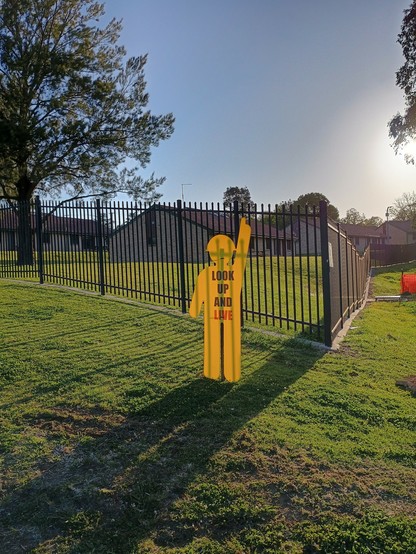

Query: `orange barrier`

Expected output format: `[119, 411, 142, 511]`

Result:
[401, 273, 416, 294]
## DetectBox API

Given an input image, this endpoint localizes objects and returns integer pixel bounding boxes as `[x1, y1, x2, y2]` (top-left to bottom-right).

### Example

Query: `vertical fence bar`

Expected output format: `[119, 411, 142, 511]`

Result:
[70, 201, 78, 287]
[134, 202, 143, 300]
[121, 202, 127, 295]
[183, 203, 191, 303]
[260, 204, 268, 325]
[81, 202, 88, 288]
[297, 205, 304, 333]
[168, 203, 176, 304]
[282, 205, 289, 329]
[345, 229, 351, 318]
[319, 201, 332, 347]
[159, 203, 166, 302]
[173, 202, 180, 306]
[267, 204, 275, 327]
[129, 201, 137, 299]
[176, 199, 187, 313]
[96, 199, 105, 295]
[289, 205, 296, 330]
[154, 203, 161, 303]
[312, 207, 321, 340]
[337, 223, 343, 329]
[305, 203, 313, 334]
[126, 201, 134, 297]
[254, 205, 261, 323]
[275, 204, 283, 328]
[148, 205, 157, 302]
[35, 196, 44, 284]
[188, 203, 196, 294]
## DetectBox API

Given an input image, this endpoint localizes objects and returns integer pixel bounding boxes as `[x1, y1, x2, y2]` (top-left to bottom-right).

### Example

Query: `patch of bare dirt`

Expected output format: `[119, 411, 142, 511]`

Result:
[396, 376, 416, 396]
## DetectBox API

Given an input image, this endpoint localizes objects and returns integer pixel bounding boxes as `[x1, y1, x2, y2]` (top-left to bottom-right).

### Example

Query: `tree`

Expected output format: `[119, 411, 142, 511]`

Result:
[261, 192, 339, 229]
[364, 215, 383, 227]
[341, 208, 366, 225]
[390, 191, 416, 224]
[223, 186, 253, 208]
[340, 208, 383, 227]
[0, 0, 174, 263]
[293, 192, 339, 221]
[389, 1, 416, 163]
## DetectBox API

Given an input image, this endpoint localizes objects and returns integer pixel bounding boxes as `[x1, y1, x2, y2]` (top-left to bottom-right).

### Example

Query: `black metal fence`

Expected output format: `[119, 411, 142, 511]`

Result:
[321, 204, 371, 345]
[370, 243, 416, 267]
[0, 198, 370, 346]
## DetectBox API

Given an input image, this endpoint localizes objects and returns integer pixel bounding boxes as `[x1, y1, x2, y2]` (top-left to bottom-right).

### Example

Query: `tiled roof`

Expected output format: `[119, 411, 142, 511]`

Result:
[113, 205, 291, 239]
[0, 211, 99, 235]
[182, 209, 288, 239]
[339, 223, 383, 238]
[388, 220, 415, 233]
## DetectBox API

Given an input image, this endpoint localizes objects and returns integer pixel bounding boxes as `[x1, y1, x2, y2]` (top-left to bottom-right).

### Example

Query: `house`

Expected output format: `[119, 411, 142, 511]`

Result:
[284, 215, 323, 256]
[289, 218, 381, 257]
[337, 219, 416, 265]
[0, 209, 104, 252]
[338, 223, 386, 254]
[380, 220, 416, 245]
[108, 205, 295, 263]
[41, 214, 104, 251]
[338, 220, 416, 251]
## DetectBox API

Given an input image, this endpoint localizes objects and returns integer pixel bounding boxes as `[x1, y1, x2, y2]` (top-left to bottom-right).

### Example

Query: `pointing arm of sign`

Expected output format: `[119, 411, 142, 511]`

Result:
[235, 217, 251, 272]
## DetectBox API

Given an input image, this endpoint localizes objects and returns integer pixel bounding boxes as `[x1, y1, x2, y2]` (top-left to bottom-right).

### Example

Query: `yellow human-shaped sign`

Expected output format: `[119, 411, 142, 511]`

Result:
[189, 218, 251, 382]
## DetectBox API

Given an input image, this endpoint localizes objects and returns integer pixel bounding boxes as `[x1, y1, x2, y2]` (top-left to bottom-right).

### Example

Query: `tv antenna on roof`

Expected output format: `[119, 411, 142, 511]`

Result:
[181, 183, 192, 202]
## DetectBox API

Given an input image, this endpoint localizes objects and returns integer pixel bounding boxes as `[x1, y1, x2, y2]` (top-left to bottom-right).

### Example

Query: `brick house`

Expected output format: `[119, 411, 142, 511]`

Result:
[0, 210, 102, 252]
[338, 223, 386, 254]
[380, 220, 416, 245]
[108, 205, 295, 263]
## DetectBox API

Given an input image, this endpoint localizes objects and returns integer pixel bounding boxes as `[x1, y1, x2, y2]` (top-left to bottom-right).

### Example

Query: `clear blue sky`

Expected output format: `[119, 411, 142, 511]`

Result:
[104, 0, 416, 219]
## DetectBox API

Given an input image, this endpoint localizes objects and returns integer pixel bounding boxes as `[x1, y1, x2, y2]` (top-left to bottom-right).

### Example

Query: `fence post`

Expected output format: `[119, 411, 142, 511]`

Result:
[35, 196, 44, 284]
[233, 200, 244, 328]
[319, 200, 332, 347]
[96, 199, 106, 296]
[176, 199, 187, 313]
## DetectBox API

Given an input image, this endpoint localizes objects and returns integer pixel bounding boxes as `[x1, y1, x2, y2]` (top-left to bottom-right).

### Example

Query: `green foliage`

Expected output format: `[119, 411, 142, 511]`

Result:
[341, 208, 383, 226]
[295, 192, 339, 221]
[0, 0, 174, 202]
[223, 186, 253, 208]
[389, 191, 416, 224]
[271, 192, 339, 222]
[389, 0, 416, 165]
[300, 511, 416, 553]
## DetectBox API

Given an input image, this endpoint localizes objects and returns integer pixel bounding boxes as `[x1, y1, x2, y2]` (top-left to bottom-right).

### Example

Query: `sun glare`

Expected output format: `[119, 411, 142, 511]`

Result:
[372, 132, 416, 180]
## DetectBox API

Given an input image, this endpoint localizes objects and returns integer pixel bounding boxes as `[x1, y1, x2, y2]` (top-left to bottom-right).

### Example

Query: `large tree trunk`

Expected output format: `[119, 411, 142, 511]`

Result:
[16, 200, 34, 266]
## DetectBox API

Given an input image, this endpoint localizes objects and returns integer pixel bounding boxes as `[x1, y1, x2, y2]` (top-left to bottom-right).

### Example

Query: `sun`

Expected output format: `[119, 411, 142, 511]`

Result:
[371, 131, 416, 183]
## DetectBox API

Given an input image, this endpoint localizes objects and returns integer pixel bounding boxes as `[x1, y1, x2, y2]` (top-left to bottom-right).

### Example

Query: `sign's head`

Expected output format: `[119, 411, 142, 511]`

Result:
[206, 234, 235, 264]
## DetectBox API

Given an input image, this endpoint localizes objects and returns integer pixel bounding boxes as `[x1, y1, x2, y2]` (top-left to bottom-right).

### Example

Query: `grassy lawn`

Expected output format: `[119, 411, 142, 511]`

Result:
[0, 272, 415, 553]
[0, 252, 324, 339]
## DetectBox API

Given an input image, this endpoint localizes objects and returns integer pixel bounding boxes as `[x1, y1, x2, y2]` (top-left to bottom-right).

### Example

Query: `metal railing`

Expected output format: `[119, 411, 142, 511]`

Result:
[0, 198, 371, 346]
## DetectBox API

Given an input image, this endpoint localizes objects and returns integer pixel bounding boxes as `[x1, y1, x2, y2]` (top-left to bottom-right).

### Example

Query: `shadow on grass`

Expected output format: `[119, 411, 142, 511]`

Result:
[0, 338, 323, 553]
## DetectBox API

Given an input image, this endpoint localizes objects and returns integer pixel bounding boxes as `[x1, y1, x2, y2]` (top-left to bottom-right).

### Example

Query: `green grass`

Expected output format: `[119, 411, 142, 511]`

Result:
[0, 252, 324, 339]
[371, 260, 416, 296]
[0, 276, 415, 553]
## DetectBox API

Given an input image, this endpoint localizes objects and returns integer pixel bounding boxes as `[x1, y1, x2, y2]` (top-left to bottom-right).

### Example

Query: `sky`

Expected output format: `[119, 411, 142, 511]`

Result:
[103, 0, 416, 219]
